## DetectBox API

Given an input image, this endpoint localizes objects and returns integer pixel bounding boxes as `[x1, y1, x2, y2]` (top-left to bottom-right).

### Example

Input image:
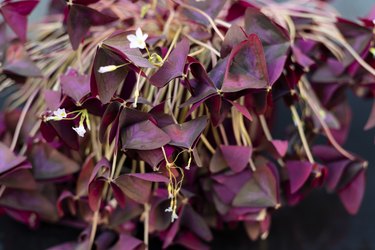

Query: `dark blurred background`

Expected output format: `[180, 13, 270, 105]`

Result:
[1, 0, 375, 249]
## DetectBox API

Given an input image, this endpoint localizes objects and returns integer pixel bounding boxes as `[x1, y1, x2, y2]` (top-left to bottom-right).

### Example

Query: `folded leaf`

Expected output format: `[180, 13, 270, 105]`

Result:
[92, 48, 128, 104]
[162, 116, 208, 149]
[222, 34, 269, 93]
[121, 120, 170, 150]
[60, 68, 90, 103]
[233, 165, 278, 207]
[0, 0, 39, 41]
[220, 145, 252, 173]
[286, 161, 313, 194]
[150, 38, 190, 88]
[338, 169, 365, 215]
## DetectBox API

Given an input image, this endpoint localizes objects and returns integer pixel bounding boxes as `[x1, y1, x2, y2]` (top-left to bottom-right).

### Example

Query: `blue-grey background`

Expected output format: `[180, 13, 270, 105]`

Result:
[1, 0, 375, 249]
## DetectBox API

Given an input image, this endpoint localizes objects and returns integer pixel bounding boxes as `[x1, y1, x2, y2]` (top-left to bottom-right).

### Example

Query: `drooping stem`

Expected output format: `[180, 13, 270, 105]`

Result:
[298, 78, 356, 160]
[177, 1, 225, 40]
[258, 114, 285, 167]
[10, 88, 39, 151]
[290, 105, 314, 163]
[89, 210, 99, 249]
[258, 114, 272, 141]
[184, 33, 221, 56]
[200, 134, 215, 154]
[143, 203, 150, 249]
[163, 26, 182, 63]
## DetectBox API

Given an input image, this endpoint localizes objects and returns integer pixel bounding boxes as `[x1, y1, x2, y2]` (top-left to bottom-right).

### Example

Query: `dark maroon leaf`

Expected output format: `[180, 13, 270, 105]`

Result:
[57, 190, 75, 217]
[110, 233, 144, 250]
[232, 165, 278, 207]
[113, 175, 151, 204]
[29, 143, 80, 180]
[67, 4, 117, 50]
[291, 46, 315, 69]
[0, 189, 58, 222]
[175, 231, 209, 250]
[324, 159, 349, 191]
[286, 161, 313, 194]
[73, 0, 100, 5]
[110, 182, 126, 208]
[162, 116, 208, 149]
[114, 173, 168, 204]
[181, 205, 213, 241]
[127, 173, 169, 183]
[76, 155, 95, 197]
[150, 38, 190, 88]
[270, 140, 288, 157]
[149, 198, 172, 232]
[47, 119, 79, 150]
[0, 142, 28, 175]
[2, 58, 42, 77]
[99, 101, 122, 142]
[89, 158, 111, 183]
[244, 8, 290, 85]
[338, 169, 366, 215]
[221, 24, 248, 58]
[220, 145, 252, 173]
[121, 120, 170, 150]
[0, 0, 39, 41]
[60, 68, 90, 104]
[0, 169, 37, 190]
[111, 233, 143, 250]
[209, 149, 227, 173]
[225, 0, 255, 22]
[336, 18, 373, 68]
[92, 48, 128, 104]
[88, 177, 107, 211]
[364, 100, 375, 130]
[228, 100, 253, 121]
[138, 148, 168, 170]
[222, 34, 269, 93]
[162, 206, 184, 248]
[2, 207, 40, 229]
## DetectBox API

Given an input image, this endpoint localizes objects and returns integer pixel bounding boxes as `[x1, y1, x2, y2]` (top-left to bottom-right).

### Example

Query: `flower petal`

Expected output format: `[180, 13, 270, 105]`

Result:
[136, 28, 143, 38]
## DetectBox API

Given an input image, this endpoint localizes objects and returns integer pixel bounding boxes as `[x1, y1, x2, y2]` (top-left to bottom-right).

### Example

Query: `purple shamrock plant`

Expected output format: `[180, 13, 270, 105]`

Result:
[0, 0, 374, 249]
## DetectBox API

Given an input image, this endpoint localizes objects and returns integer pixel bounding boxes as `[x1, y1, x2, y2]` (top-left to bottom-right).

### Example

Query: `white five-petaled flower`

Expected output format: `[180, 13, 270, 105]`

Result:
[46, 108, 67, 121]
[72, 124, 86, 137]
[127, 28, 148, 49]
[98, 65, 118, 73]
[165, 207, 173, 213]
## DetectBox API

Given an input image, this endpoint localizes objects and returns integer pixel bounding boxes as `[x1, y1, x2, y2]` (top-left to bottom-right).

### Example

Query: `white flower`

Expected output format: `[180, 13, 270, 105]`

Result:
[98, 65, 118, 73]
[72, 124, 86, 137]
[171, 211, 179, 222]
[127, 28, 148, 49]
[165, 207, 173, 213]
[46, 108, 67, 121]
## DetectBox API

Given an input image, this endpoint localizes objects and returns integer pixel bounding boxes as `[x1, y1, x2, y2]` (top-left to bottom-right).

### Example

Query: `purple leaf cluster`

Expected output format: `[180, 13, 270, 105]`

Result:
[0, 0, 374, 249]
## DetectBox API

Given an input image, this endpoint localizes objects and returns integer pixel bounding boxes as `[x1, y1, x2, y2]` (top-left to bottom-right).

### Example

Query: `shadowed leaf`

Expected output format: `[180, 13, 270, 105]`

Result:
[233, 165, 278, 207]
[286, 161, 313, 194]
[220, 145, 252, 173]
